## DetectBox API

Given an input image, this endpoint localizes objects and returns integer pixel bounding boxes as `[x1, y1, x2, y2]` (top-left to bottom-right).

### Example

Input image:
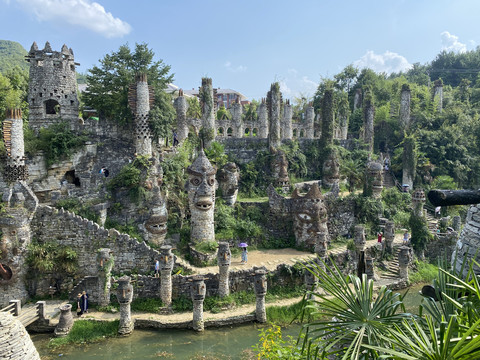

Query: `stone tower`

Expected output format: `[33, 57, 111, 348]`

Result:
[174, 89, 189, 144]
[3, 109, 27, 183]
[128, 73, 154, 156]
[399, 84, 411, 128]
[26, 41, 79, 131]
[186, 150, 217, 244]
[305, 103, 315, 139]
[267, 83, 282, 151]
[363, 90, 375, 153]
[257, 98, 268, 138]
[282, 99, 293, 140]
[230, 100, 243, 138]
[199, 78, 216, 147]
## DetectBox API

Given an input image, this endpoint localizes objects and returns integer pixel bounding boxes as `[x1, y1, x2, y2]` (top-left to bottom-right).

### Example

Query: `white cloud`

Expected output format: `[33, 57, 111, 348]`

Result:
[277, 70, 318, 99]
[224, 61, 246, 73]
[353, 50, 412, 74]
[441, 31, 467, 53]
[14, 0, 131, 38]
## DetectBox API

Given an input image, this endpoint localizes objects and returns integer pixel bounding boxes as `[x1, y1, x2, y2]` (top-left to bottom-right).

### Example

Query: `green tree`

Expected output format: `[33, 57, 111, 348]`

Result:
[186, 96, 201, 119]
[83, 43, 174, 132]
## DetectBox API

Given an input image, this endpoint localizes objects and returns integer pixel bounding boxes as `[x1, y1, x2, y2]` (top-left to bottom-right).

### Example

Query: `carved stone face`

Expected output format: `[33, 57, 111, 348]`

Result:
[191, 276, 206, 301]
[159, 245, 174, 271]
[187, 169, 216, 212]
[293, 197, 328, 249]
[272, 151, 289, 189]
[217, 163, 239, 206]
[217, 242, 231, 267]
[322, 152, 340, 186]
[143, 188, 168, 244]
[97, 248, 112, 270]
[254, 270, 267, 296]
[367, 161, 383, 195]
[116, 276, 133, 304]
[354, 225, 366, 251]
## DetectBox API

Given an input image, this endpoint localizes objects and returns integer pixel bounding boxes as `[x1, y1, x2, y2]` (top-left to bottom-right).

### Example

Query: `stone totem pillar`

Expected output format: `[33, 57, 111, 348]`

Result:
[304, 264, 318, 300]
[159, 245, 175, 307]
[191, 276, 206, 332]
[230, 101, 243, 138]
[402, 134, 416, 190]
[434, 79, 443, 113]
[400, 84, 411, 128]
[271, 150, 290, 191]
[384, 220, 395, 254]
[321, 88, 334, 148]
[412, 189, 426, 217]
[128, 73, 153, 156]
[186, 150, 217, 244]
[54, 304, 73, 337]
[254, 270, 267, 323]
[174, 89, 189, 144]
[96, 248, 113, 307]
[199, 78, 216, 147]
[364, 160, 383, 198]
[143, 187, 168, 246]
[305, 104, 315, 139]
[217, 242, 231, 297]
[3, 109, 28, 183]
[363, 92, 375, 153]
[355, 225, 367, 278]
[217, 163, 240, 206]
[322, 149, 340, 188]
[365, 257, 376, 280]
[353, 88, 362, 111]
[267, 83, 282, 150]
[116, 276, 134, 335]
[258, 98, 268, 138]
[398, 246, 411, 280]
[338, 95, 349, 140]
[452, 216, 461, 232]
[282, 100, 293, 140]
[452, 204, 480, 276]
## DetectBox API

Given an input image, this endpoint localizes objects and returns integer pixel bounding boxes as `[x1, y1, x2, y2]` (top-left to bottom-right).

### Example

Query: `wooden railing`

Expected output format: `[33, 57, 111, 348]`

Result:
[0, 300, 46, 326]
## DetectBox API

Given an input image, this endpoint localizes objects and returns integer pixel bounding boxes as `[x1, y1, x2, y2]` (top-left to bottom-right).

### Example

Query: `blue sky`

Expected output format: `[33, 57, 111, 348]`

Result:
[1, 0, 479, 101]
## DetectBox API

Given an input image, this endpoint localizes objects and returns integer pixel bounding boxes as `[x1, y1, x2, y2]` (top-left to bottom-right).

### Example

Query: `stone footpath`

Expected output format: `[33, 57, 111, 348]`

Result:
[32, 234, 405, 330]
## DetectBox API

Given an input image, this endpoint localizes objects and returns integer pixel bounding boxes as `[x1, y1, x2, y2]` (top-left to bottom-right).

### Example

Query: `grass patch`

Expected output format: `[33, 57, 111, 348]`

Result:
[266, 298, 322, 325]
[48, 320, 118, 347]
[409, 261, 439, 284]
[131, 298, 164, 312]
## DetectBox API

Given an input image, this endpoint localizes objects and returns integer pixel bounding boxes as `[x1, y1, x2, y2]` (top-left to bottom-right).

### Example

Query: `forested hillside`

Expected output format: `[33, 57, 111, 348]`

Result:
[0, 40, 28, 73]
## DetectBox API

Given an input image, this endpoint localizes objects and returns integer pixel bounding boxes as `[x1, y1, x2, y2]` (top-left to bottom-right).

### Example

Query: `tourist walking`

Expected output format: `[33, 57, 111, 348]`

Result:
[155, 260, 160, 278]
[81, 291, 89, 313]
[403, 231, 409, 244]
[76, 293, 83, 317]
[377, 232, 383, 243]
[239, 243, 248, 264]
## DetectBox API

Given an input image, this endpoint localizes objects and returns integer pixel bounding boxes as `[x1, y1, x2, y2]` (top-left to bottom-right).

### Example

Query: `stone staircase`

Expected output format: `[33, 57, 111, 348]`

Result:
[425, 212, 439, 235]
[380, 245, 402, 280]
[383, 170, 395, 188]
[69, 276, 98, 301]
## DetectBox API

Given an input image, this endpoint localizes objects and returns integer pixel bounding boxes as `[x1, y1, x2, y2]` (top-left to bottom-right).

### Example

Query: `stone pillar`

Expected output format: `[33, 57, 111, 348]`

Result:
[364, 160, 383, 198]
[36, 301, 46, 321]
[3, 109, 28, 183]
[398, 246, 411, 280]
[230, 101, 243, 138]
[0, 312, 41, 360]
[96, 248, 113, 307]
[452, 204, 480, 276]
[258, 98, 268, 138]
[186, 150, 217, 244]
[353, 88, 362, 111]
[363, 92, 375, 153]
[191, 276, 206, 332]
[355, 225, 367, 278]
[399, 84, 411, 128]
[412, 189, 426, 217]
[322, 149, 340, 188]
[200, 78, 216, 147]
[282, 100, 293, 140]
[305, 104, 315, 139]
[174, 89, 189, 144]
[217, 242, 231, 297]
[116, 276, 134, 336]
[254, 270, 267, 323]
[271, 150, 290, 191]
[54, 304, 73, 337]
[434, 79, 443, 113]
[159, 245, 174, 307]
[304, 265, 317, 300]
[321, 88, 334, 148]
[384, 220, 395, 254]
[365, 257, 376, 280]
[130, 73, 153, 156]
[267, 83, 282, 150]
[402, 134, 416, 190]
[452, 216, 461, 232]
[143, 186, 168, 246]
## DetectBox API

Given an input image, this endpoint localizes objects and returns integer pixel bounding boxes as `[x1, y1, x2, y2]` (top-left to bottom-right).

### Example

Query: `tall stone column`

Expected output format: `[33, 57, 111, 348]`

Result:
[399, 84, 411, 128]
[305, 104, 315, 139]
[338, 94, 349, 140]
[364, 160, 383, 198]
[282, 100, 293, 140]
[129, 73, 153, 156]
[434, 79, 443, 113]
[54, 304, 73, 337]
[384, 220, 395, 254]
[365, 257, 376, 280]
[402, 134, 416, 189]
[186, 150, 217, 244]
[217, 242, 231, 297]
[159, 245, 174, 307]
[199, 78, 216, 147]
[96, 248, 113, 307]
[452, 216, 461, 232]
[3, 109, 28, 183]
[353, 88, 362, 111]
[116, 276, 134, 335]
[304, 264, 318, 301]
[412, 189, 426, 217]
[174, 89, 189, 144]
[322, 149, 340, 189]
[398, 246, 411, 280]
[267, 83, 282, 151]
[257, 98, 268, 138]
[355, 225, 367, 278]
[452, 204, 480, 276]
[254, 270, 267, 323]
[321, 88, 334, 148]
[191, 276, 206, 332]
[230, 101, 243, 138]
[363, 91, 375, 153]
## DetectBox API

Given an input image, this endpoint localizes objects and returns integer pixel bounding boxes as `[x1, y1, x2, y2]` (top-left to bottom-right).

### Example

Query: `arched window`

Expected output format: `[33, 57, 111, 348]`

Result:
[300, 130, 305, 138]
[245, 128, 250, 136]
[293, 129, 297, 138]
[227, 127, 233, 137]
[45, 99, 60, 115]
[218, 127, 224, 136]
[252, 128, 258, 137]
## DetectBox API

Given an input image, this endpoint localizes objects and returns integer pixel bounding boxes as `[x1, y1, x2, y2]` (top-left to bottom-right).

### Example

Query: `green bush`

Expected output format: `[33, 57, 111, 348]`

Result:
[55, 198, 99, 223]
[131, 298, 164, 312]
[48, 320, 119, 347]
[409, 261, 439, 284]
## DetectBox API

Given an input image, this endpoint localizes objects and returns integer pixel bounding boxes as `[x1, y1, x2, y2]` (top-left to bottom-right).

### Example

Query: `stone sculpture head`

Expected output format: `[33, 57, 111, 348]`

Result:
[366, 160, 383, 197]
[322, 150, 340, 187]
[190, 276, 206, 301]
[354, 225, 366, 251]
[97, 248, 112, 270]
[144, 187, 168, 244]
[291, 184, 328, 250]
[271, 150, 290, 190]
[159, 245, 174, 271]
[254, 269, 268, 296]
[116, 276, 133, 304]
[186, 150, 217, 212]
[217, 242, 231, 267]
[217, 163, 240, 206]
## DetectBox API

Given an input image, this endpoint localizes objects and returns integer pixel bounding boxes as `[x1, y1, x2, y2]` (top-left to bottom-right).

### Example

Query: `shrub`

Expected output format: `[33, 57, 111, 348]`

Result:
[48, 320, 119, 347]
